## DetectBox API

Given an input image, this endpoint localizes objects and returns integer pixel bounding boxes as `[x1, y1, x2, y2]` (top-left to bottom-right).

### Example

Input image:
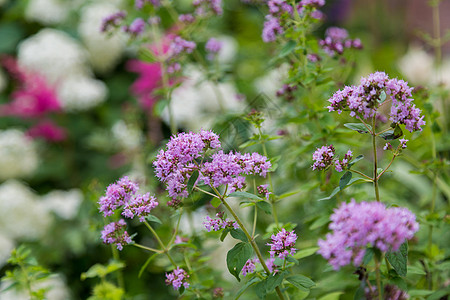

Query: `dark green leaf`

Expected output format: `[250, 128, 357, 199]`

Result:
[256, 201, 272, 215]
[226, 242, 253, 281]
[235, 277, 261, 299]
[386, 242, 408, 277]
[379, 125, 403, 140]
[339, 171, 352, 190]
[344, 123, 372, 134]
[266, 272, 287, 292]
[255, 280, 267, 299]
[279, 40, 297, 58]
[220, 228, 231, 242]
[285, 274, 315, 292]
[363, 248, 374, 265]
[145, 214, 162, 225]
[228, 191, 262, 200]
[187, 170, 199, 192]
[348, 155, 364, 168]
[286, 256, 299, 265]
[319, 178, 368, 201]
[230, 229, 248, 242]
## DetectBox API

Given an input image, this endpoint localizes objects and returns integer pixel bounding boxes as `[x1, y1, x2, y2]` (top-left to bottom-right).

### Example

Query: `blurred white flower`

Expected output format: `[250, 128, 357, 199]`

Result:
[398, 45, 434, 85]
[163, 66, 244, 130]
[0, 274, 70, 300]
[0, 67, 7, 93]
[78, 2, 126, 73]
[25, 0, 70, 25]
[0, 233, 14, 267]
[57, 75, 107, 111]
[18, 28, 107, 111]
[0, 129, 38, 180]
[254, 63, 289, 100]
[42, 189, 83, 220]
[112, 120, 143, 150]
[0, 180, 52, 240]
[215, 36, 238, 64]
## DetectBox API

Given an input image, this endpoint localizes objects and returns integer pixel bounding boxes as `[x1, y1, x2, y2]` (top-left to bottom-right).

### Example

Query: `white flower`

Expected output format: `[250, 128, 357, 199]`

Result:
[78, 2, 126, 73]
[112, 120, 143, 150]
[254, 63, 289, 99]
[25, 0, 70, 25]
[215, 36, 238, 64]
[0, 180, 52, 240]
[57, 75, 107, 111]
[18, 29, 89, 84]
[42, 189, 83, 220]
[0, 233, 14, 267]
[0, 129, 38, 180]
[163, 66, 244, 130]
[398, 45, 434, 85]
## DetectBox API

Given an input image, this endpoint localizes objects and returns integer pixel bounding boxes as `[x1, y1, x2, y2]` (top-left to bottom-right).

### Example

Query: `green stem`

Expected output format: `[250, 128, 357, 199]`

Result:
[133, 243, 163, 254]
[143, 221, 177, 267]
[111, 245, 125, 290]
[168, 208, 184, 248]
[348, 169, 373, 181]
[377, 154, 397, 180]
[252, 205, 258, 238]
[18, 259, 34, 299]
[372, 117, 380, 202]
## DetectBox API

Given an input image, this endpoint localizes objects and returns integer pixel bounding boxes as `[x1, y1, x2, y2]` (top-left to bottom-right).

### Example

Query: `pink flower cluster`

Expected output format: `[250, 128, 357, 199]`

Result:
[311, 145, 335, 171]
[319, 27, 362, 57]
[165, 267, 190, 290]
[101, 219, 133, 250]
[334, 150, 353, 172]
[98, 176, 158, 221]
[267, 228, 297, 259]
[154, 130, 271, 204]
[203, 212, 239, 232]
[193, 0, 223, 16]
[327, 72, 426, 132]
[318, 200, 419, 270]
[242, 258, 259, 276]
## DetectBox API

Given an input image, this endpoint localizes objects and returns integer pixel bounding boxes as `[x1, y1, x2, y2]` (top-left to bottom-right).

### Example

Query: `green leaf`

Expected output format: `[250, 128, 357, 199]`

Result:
[379, 125, 403, 140]
[339, 171, 352, 191]
[187, 170, 199, 192]
[348, 155, 364, 168]
[407, 265, 426, 275]
[230, 229, 248, 242]
[344, 123, 372, 134]
[319, 178, 368, 201]
[378, 91, 387, 103]
[408, 289, 434, 296]
[285, 274, 315, 292]
[220, 228, 231, 242]
[386, 242, 408, 276]
[279, 40, 297, 58]
[309, 216, 330, 230]
[279, 189, 302, 199]
[226, 242, 253, 281]
[81, 261, 125, 280]
[235, 277, 261, 299]
[228, 191, 262, 200]
[363, 248, 374, 265]
[145, 214, 162, 225]
[319, 292, 345, 300]
[266, 272, 287, 292]
[211, 197, 222, 208]
[255, 280, 267, 299]
[256, 201, 272, 215]
[293, 247, 319, 260]
[286, 256, 299, 265]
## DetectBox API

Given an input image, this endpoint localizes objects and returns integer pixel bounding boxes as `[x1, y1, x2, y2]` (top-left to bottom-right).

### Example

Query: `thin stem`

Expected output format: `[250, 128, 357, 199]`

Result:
[377, 154, 397, 180]
[372, 116, 381, 202]
[375, 127, 393, 136]
[374, 255, 382, 300]
[111, 245, 125, 290]
[359, 117, 374, 135]
[133, 243, 163, 254]
[168, 208, 184, 248]
[194, 186, 220, 198]
[348, 169, 373, 181]
[252, 205, 258, 238]
[143, 221, 177, 267]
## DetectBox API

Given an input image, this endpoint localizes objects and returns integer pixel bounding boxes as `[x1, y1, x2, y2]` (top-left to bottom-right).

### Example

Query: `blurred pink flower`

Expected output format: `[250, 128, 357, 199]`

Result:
[26, 120, 67, 142]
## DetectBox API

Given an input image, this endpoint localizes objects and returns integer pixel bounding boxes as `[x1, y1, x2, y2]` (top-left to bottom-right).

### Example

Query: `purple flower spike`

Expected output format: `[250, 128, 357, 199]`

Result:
[122, 193, 159, 222]
[311, 145, 335, 171]
[98, 176, 139, 217]
[101, 219, 133, 250]
[267, 228, 297, 259]
[165, 267, 190, 290]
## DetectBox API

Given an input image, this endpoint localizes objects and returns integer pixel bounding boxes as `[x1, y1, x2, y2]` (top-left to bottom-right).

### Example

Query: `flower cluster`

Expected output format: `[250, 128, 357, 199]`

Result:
[101, 219, 133, 250]
[199, 151, 271, 193]
[205, 38, 222, 60]
[319, 27, 362, 57]
[334, 150, 353, 172]
[123, 18, 146, 36]
[318, 200, 419, 270]
[165, 267, 190, 290]
[203, 212, 239, 232]
[193, 0, 223, 16]
[242, 258, 259, 276]
[135, 0, 160, 9]
[98, 176, 139, 217]
[100, 11, 127, 33]
[257, 184, 271, 200]
[311, 145, 335, 171]
[267, 228, 297, 259]
[276, 84, 297, 101]
[327, 72, 426, 132]
[122, 193, 159, 222]
[154, 130, 271, 204]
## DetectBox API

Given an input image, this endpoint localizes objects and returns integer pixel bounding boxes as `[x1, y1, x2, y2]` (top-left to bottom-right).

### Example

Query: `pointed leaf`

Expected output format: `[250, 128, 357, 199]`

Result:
[230, 229, 248, 242]
[285, 274, 315, 291]
[344, 123, 372, 134]
[256, 201, 272, 215]
[226, 242, 253, 281]
[266, 272, 287, 292]
[211, 197, 222, 208]
[386, 242, 408, 276]
[293, 247, 319, 260]
[339, 171, 352, 191]
[187, 170, 199, 192]
[145, 214, 162, 225]
[228, 191, 262, 200]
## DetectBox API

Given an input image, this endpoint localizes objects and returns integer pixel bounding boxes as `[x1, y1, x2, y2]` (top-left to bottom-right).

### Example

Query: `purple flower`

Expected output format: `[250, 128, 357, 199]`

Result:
[242, 258, 259, 276]
[169, 36, 197, 58]
[205, 38, 223, 60]
[265, 258, 277, 273]
[318, 200, 419, 270]
[122, 193, 159, 222]
[319, 27, 362, 57]
[399, 138, 408, 149]
[262, 15, 283, 43]
[334, 150, 352, 172]
[267, 0, 293, 16]
[101, 219, 133, 250]
[383, 142, 392, 151]
[257, 184, 271, 200]
[179, 14, 196, 23]
[126, 18, 146, 36]
[203, 212, 239, 232]
[98, 176, 139, 217]
[327, 72, 425, 132]
[300, 0, 325, 7]
[135, 0, 160, 9]
[165, 267, 190, 290]
[100, 11, 127, 33]
[311, 145, 335, 171]
[193, 0, 223, 15]
[267, 228, 297, 259]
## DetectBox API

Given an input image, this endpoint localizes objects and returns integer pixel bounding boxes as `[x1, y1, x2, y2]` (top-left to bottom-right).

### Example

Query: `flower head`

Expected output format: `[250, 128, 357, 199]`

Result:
[318, 200, 419, 270]
[311, 145, 335, 170]
[122, 193, 159, 222]
[98, 176, 139, 217]
[165, 267, 190, 290]
[242, 258, 259, 276]
[267, 228, 297, 259]
[203, 212, 239, 232]
[101, 219, 132, 250]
